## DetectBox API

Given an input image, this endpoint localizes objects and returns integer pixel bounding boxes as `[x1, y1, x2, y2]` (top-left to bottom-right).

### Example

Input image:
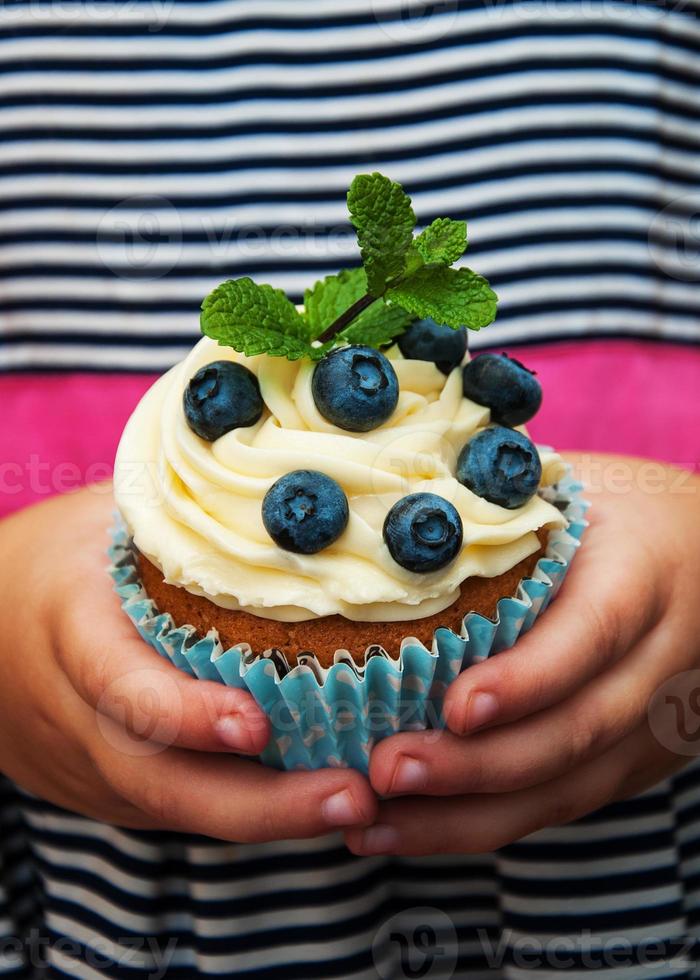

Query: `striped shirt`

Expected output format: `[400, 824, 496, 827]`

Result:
[2, 2, 700, 978]
[1, 0, 699, 372]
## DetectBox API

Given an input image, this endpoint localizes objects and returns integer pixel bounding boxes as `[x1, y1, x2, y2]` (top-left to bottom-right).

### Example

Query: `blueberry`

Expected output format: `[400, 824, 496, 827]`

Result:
[262, 470, 349, 554]
[462, 353, 542, 426]
[383, 492, 463, 573]
[456, 425, 542, 509]
[397, 318, 468, 374]
[184, 360, 263, 441]
[312, 345, 399, 432]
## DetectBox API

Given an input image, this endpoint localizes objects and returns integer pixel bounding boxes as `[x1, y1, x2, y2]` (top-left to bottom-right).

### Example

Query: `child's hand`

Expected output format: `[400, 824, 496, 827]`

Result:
[0, 488, 376, 841]
[345, 455, 700, 856]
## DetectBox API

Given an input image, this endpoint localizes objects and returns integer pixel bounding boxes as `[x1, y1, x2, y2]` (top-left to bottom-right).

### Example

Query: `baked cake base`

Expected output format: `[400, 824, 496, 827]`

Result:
[135, 531, 548, 668]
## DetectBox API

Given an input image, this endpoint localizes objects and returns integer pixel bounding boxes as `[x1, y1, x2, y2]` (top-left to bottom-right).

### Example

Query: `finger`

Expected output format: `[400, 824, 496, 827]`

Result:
[55, 586, 271, 756]
[4, 676, 173, 831]
[443, 514, 665, 737]
[370, 623, 671, 797]
[93, 724, 378, 842]
[346, 724, 654, 857]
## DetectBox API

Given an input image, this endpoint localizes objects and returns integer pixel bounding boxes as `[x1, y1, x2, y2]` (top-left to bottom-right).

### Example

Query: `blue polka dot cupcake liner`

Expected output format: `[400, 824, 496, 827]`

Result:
[108, 468, 588, 774]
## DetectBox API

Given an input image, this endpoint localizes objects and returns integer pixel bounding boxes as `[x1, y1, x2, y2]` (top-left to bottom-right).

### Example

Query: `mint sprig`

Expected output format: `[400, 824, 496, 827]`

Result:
[305, 268, 413, 348]
[413, 217, 467, 265]
[200, 172, 498, 361]
[304, 268, 367, 337]
[201, 277, 328, 361]
[388, 266, 497, 331]
[338, 300, 414, 348]
[346, 172, 416, 294]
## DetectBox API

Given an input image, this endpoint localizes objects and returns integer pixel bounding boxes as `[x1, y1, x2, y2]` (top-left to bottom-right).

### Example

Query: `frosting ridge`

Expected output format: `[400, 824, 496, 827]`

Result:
[114, 337, 567, 622]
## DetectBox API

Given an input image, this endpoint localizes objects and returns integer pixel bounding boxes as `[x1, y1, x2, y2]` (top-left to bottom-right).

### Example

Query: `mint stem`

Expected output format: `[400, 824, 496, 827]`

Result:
[315, 292, 376, 344]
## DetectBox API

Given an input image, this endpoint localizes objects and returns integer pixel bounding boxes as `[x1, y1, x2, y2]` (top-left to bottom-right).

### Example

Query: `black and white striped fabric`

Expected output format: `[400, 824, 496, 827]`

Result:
[3, 767, 700, 978]
[1, 0, 699, 372]
[3, 4, 700, 978]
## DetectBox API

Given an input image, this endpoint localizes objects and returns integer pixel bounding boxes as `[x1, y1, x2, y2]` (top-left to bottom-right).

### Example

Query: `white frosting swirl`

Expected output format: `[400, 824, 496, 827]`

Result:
[114, 337, 567, 622]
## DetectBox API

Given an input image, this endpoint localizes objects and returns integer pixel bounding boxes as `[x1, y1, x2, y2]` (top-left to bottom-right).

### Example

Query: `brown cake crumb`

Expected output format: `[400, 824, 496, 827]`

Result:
[135, 528, 549, 668]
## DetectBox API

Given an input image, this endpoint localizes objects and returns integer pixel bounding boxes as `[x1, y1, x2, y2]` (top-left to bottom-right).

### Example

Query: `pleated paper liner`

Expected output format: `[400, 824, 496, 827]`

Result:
[108, 469, 588, 774]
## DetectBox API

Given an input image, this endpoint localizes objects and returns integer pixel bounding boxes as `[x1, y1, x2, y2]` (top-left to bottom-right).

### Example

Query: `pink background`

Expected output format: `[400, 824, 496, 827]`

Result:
[2, 339, 699, 518]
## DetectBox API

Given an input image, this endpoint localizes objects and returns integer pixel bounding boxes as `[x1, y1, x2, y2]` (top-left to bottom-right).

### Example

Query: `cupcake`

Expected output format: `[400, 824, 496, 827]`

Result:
[110, 173, 586, 771]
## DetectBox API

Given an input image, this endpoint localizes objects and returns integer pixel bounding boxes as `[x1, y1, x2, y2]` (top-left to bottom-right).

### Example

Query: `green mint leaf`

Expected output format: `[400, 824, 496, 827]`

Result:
[198, 175, 496, 361]
[387, 266, 498, 331]
[304, 267, 367, 337]
[413, 218, 467, 265]
[305, 266, 414, 348]
[402, 245, 425, 280]
[338, 300, 414, 347]
[201, 277, 322, 360]
[202, 276, 308, 340]
[204, 321, 327, 361]
[347, 172, 416, 295]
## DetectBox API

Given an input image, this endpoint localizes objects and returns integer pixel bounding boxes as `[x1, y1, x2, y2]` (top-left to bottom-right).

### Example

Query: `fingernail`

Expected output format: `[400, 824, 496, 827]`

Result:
[462, 691, 500, 733]
[215, 714, 257, 753]
[321, 790, 364, 827]
[356, 825, 400, 855]
[390, 755, 429, 794]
